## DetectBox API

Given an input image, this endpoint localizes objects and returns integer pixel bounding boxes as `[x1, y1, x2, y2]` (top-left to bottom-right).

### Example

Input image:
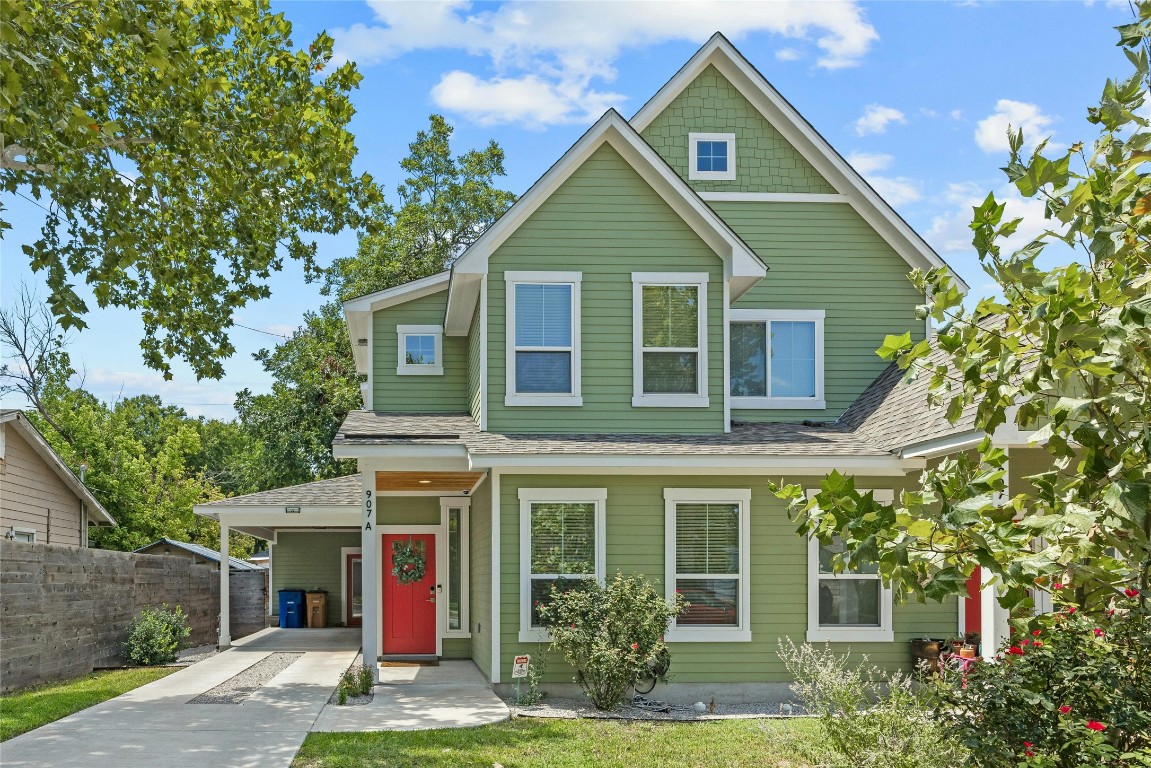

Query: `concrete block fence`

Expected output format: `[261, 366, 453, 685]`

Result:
[0, 540, 265, 692]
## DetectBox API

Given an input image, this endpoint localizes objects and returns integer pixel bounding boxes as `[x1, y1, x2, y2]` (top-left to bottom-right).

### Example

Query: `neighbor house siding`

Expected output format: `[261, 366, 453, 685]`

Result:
[718, 201, 926, 422]
[498, 473, 956, 684]
[271, 531, 361, 626]
[372, 291, 469, 412]
[469, 477, 493, 678]
[486, 143, 727, 434]
[0, 425, 84, 547]
[641, 64, 835, 195]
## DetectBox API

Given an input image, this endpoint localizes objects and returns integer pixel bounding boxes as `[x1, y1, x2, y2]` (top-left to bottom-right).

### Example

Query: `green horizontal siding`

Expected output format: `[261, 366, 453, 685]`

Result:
[372, 291, 468, 412]
[441, 638, 472, 659]
[498, 474, 957, 684]
[718, 201, 925, 422]
[641, 65, 835, 195]
[271, 531, 361, 627]
[377, 496, 441, 526]
[486, 143, 726, 434]
[470, 479, 493, 678]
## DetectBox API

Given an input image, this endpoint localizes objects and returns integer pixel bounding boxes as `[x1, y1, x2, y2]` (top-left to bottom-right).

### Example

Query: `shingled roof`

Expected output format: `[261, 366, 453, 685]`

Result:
[196, 474, 360, 508]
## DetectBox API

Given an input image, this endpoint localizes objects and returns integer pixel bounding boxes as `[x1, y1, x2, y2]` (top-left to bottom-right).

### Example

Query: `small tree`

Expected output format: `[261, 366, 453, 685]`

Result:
[774, 7, 1151, 617]
[538, 573, 684, 710]
[124, 605, 190, 666]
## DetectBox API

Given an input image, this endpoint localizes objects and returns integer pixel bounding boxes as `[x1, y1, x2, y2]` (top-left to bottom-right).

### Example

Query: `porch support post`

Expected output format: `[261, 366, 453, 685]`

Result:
[219, 521, 231, 648]
[361, 471, 378, 681]
[980, 447, 1011, 659]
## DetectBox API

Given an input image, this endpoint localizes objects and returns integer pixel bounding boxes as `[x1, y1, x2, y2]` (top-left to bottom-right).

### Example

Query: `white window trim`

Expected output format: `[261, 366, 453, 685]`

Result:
[518, 487, 607, 643]
[806, 488, 894, 643]
[729, 308, 825, 410]
[11, 527, 36, 543]
[688, 132, 736, 181]
[664, 488, 752, 643]
[440, 497, 471, 638]
[396, 324, 444, 376]
[632, 272, 710, 408]
[339, 546, 362, 628]
[505, 271, 583, 407]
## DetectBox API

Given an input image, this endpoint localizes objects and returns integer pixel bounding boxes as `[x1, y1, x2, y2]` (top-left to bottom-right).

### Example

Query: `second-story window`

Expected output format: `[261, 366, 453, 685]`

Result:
[729, 309, 825, 409]
[505, 271, 582, 406]
[688, 133, 736, 181]
[396, 325, 443, 375]
[632, 272, 709, 408]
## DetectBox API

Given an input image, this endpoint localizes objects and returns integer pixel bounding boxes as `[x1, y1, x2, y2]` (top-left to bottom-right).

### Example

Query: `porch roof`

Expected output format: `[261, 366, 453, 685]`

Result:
[197, 475, 361, 508]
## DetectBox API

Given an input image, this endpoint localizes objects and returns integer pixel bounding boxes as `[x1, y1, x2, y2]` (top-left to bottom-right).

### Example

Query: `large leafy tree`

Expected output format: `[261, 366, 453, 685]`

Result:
[776, 11, 1151, 616]
[0, 0, 380, 380]
[235, 116, 515, 488]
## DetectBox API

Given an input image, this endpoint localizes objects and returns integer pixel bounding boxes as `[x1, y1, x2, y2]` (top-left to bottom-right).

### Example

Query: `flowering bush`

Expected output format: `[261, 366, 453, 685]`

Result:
[537, 572, 684, 710]
[934, 591, 1151, 767]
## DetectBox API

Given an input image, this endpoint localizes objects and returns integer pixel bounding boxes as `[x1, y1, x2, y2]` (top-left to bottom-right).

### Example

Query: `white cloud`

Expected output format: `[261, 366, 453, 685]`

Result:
[78, 367, 242, 420]
[846, 151, 921, 206]
[333, 0, 879, 126]
[775, 48, 803, 62]
[926, 181, 1052, 255]
[974, 99, 1056, 154]
[854, 104, 906, 136]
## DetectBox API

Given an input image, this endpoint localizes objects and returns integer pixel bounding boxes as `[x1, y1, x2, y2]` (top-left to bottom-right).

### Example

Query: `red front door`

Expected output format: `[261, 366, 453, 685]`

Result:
[382, 533, 437, 654]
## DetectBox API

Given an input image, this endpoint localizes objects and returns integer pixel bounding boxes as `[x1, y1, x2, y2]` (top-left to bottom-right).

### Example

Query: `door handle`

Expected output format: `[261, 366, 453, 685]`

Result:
[426, 597, 436, 603]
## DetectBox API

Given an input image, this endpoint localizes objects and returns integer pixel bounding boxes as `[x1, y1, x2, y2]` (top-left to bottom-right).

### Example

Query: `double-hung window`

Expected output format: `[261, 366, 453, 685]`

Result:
[396, 325, 443, 375]
[730, 309, 824, 409]
[664, 489, 752, 642]
[807, 489, 894, 642]
[688, 133, 736, 181]
[505, 272, 582, 406]
[632, 273, 709, 408]
[519, 488, 606, 642]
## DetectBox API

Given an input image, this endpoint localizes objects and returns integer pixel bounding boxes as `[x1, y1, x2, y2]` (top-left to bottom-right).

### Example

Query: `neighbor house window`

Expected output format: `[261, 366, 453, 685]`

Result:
[688, 133, 736, 181]
[519, 488, 606, 642]
[396, 325, 443, 375]
[632, 273, 709, 408]
[664, 489, 752, 642]
[505, 272, 582, 407]
[730, 309, 825, 409]
[807, 489, 894, 642]
[11, 528, 35, 543]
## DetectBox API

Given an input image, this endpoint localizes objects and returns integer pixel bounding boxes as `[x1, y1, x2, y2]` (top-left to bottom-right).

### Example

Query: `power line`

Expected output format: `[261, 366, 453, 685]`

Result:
[233, 322, 292, 339]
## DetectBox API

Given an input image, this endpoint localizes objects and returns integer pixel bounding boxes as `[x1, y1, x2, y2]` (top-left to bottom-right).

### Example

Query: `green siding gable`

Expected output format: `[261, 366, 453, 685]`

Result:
[486, 143, 726, 434]
[372, 291, 469, 413]
[641, 65, 834, 195]
[719, 201, 925, 421]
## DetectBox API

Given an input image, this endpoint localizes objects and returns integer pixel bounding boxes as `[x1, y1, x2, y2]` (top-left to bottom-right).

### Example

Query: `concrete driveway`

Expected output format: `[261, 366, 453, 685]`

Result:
[0, 628, 360, 768]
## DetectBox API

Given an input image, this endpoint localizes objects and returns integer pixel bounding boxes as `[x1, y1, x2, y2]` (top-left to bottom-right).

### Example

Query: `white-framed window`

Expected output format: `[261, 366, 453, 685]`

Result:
[519, 488, 606, 642]
[688, 132, 736, 181]
[664, 488, 752, 642]
[807, 489, 894, 642]
[730, 309, 825, 409]
[441, 498, 470, 637]
[396, 324, 444, 376]
[505, 271, 582, 407]
[10, 527, 35, 543]
[632, 272, 709, 408]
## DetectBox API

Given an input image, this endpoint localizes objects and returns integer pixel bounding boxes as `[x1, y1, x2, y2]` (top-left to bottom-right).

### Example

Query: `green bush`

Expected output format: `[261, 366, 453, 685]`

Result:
[934, 592, 1151, 767]
[537, 572, 684, 710]
[777, 638, 968, 768]
[123, 605, 190, 666]
[357, 663, 374, 696]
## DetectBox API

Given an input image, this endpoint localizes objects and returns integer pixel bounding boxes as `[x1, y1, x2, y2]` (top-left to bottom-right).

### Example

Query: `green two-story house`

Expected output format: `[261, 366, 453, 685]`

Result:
[197, 34, 1044, 700]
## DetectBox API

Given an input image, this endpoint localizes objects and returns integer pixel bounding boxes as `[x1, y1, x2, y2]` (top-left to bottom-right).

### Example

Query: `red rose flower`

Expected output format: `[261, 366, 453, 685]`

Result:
[1108, 608, 1116, 617]
[1032, 640, 1042, 647]
[1086, 720, 1106, 732]
[1124, 587, 1140, 598]
[1059, 705, 1072, 715]
[1032, 629, 1042, 637]
[630, 643, 639, 650]
[1093, 628, 1104, 637]
[1054, 582, 1064, 589]
[1006, 646, 1024, 656]
[1067, 606, 1077, 614]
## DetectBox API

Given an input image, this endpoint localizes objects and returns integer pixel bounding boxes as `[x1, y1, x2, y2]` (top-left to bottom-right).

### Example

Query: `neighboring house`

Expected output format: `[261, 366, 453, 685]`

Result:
[133, 538, 268, 572]
[196, 35, 1041, 697]
[0, 409, 115, 546]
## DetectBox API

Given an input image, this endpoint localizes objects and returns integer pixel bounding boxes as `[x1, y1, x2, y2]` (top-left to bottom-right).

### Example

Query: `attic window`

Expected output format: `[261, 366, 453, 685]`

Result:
[689, 133, 736, 181]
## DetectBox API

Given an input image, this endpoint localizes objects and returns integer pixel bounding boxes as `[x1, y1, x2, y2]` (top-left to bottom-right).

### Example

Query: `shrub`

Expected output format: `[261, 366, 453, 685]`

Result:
[357, 663, 374, 696]
[538, 572, 684, 710]
[513, 646, 548, 706]
[124, 605, 190, 666]
[933, 592, 1151, 767]
[777, 638, 968, 768]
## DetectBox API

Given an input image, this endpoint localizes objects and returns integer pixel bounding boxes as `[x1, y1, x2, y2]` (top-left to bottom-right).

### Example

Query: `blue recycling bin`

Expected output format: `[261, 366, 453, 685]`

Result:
[278, 589, 306, 629]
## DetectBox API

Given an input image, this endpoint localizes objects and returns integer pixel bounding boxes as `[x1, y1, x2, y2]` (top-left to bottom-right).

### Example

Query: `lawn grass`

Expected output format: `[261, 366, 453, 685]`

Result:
[295, 717, 822, 768]
[0, 667, 177, 741]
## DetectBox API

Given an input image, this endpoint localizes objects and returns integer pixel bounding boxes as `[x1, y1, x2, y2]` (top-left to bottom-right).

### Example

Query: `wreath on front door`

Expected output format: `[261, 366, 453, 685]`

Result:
[391, 539, 426, 585]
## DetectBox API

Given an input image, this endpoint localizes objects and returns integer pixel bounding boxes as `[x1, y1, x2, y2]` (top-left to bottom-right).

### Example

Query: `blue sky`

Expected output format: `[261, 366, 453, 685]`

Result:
[0, 1, 1135, 419]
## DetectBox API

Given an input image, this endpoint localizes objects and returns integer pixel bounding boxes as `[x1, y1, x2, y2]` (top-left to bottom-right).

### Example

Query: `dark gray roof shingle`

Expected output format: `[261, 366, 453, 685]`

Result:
[197, 474, 360, 508]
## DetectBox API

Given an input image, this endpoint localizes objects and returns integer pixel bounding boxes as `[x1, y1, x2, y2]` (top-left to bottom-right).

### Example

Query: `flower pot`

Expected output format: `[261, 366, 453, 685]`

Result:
[959, 644, 977, 659]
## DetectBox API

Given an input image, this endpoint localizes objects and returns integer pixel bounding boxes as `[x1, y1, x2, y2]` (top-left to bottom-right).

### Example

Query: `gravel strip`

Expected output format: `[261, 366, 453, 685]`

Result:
[509, 695, 809, 721]
[328, 652, 374, 706]
[173, 644, 218, 667]
[189, 652, 303, 704]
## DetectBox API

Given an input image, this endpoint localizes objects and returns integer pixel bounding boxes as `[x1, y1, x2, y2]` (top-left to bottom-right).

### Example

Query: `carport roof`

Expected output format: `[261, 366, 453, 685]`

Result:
[196, 474, 360, 508]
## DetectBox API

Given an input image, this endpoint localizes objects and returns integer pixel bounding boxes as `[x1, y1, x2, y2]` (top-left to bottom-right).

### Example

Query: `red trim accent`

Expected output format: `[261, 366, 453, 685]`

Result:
[964, 567, 982, 636]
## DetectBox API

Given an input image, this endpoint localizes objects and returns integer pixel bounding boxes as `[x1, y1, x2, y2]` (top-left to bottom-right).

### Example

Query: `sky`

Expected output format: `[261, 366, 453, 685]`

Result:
[0, 0, 1137, 420]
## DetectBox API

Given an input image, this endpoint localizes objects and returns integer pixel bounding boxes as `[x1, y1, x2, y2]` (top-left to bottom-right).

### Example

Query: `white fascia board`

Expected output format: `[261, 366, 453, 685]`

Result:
[192, 508, 360, 528]
[630, 34, 967, 293]
[444, 110, 768, 329]
[331, 443, 469, 461]
[468, 452, 918, 475]
[341, 271, 451, 314]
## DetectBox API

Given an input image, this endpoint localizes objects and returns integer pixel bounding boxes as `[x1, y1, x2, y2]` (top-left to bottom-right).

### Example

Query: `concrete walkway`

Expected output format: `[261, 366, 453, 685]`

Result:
[311, 660, 509, 732]
[0, 628, 360, 768]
